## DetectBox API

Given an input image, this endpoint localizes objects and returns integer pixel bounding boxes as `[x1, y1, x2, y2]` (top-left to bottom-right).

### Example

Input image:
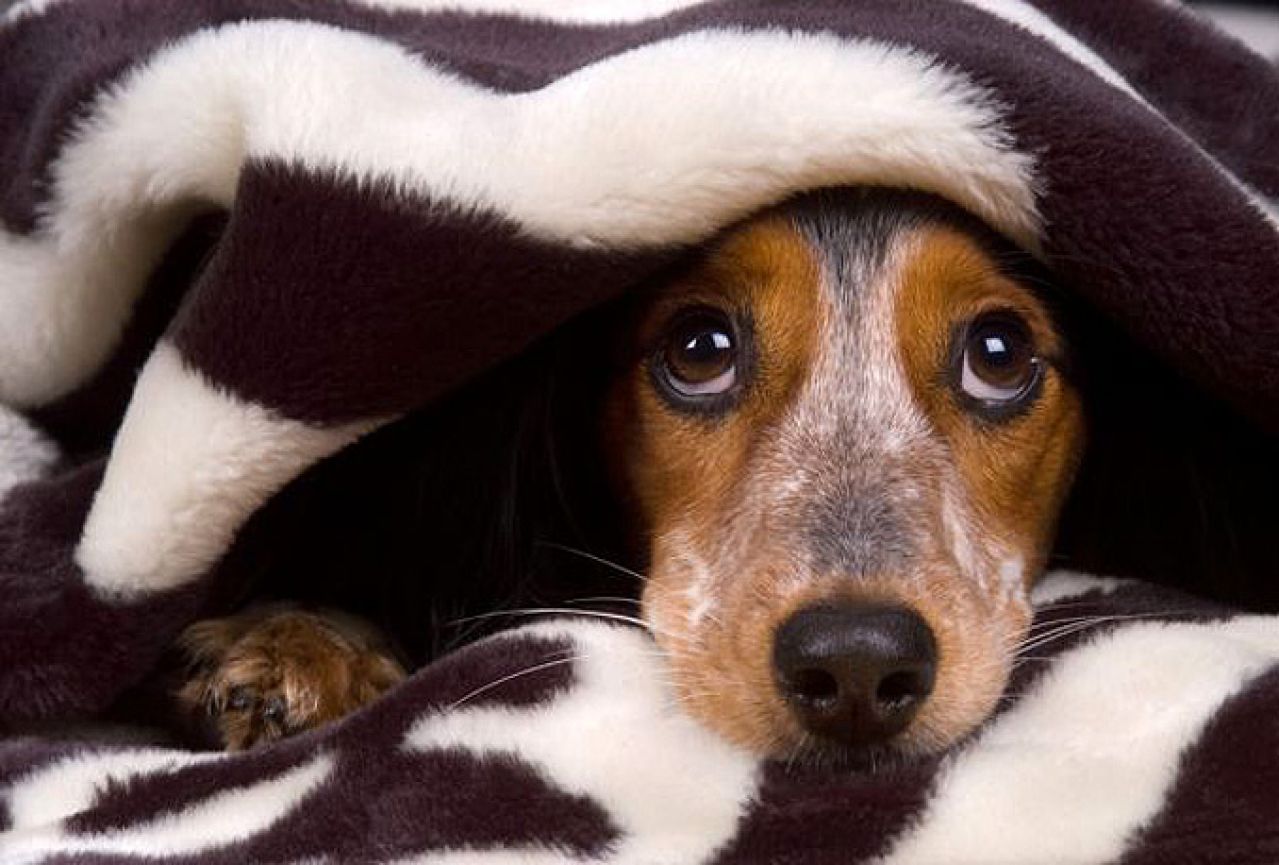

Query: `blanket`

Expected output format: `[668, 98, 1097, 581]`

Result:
[1, 0, 1278, 861]
[1197, 1, 1279, 61]
[3, 574, 1279, 864]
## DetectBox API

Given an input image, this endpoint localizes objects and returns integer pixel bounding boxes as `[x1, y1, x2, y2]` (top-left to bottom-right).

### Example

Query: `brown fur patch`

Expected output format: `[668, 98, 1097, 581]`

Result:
[877, 228, 1085, 750]
[174, 204, 1085, 759]
[604, 215, 832, 753]
[606, 208, 1085, 757]
[604, 215, 824, 545]
[177, 607, 405, 750]
[894, 227, 1085, 579]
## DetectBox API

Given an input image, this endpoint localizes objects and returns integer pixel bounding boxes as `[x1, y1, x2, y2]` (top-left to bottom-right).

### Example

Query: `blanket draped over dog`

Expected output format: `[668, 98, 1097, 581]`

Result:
[1, 0, 1277, 861]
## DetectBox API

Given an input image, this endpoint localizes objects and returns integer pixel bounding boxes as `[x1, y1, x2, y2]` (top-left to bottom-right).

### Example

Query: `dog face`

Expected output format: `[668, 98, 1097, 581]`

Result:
[605, 189, 1084, 757]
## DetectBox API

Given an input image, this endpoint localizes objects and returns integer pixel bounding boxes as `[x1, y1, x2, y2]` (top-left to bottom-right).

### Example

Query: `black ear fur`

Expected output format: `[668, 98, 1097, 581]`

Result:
[174, 206, 1279, 672]
[221, 250, 1279, 673]
[1053, 308, 1279, 611]
[208, 303, 634, 667]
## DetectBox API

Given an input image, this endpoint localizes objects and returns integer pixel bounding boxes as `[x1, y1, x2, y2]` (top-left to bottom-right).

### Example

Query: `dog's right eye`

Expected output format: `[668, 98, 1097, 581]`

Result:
[956, 311, 1042, 414]
[658, 309, 739, 400]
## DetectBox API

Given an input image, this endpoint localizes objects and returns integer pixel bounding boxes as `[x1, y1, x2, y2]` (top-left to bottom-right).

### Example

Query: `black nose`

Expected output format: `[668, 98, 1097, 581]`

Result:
[773, 603, 937, 747]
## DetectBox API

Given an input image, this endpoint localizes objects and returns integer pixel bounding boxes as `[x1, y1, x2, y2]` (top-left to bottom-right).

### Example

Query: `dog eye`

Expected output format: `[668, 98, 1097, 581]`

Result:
[660, 309, 738, 398]
[959, 312, 1041, 407]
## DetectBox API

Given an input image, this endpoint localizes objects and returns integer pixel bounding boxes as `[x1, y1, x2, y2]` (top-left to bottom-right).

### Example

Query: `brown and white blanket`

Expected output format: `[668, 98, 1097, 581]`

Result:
[3, 575, 1279, 863]
[1, 0, 1277, 861]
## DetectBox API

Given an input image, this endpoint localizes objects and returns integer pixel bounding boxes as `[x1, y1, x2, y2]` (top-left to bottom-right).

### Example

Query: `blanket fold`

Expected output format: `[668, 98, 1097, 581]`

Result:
[2, 576, 1279, 863]
[1, 0, 1278, 861]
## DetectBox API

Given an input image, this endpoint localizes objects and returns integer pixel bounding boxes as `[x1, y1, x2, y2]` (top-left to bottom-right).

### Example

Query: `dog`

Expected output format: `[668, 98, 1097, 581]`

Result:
[175, 187, 1085, 757]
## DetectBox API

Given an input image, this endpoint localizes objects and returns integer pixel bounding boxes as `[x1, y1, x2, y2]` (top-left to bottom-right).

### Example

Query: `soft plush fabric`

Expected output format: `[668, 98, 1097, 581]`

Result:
[1, 0, 1277, 861]
[3, 574, 1279, 864]
[1196, 2, 1279, 61]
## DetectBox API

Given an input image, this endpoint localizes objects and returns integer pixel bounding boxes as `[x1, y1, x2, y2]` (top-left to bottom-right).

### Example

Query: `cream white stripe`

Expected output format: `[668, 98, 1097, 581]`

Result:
[390, 853, 593, 865]
[878, 617, 1279, 865]
[0, 19, 1037, 408]
[952, 0, 1142, 99]
[951, 0, 1279, 228]
[3, 755, 333, 861]
[76, 343, 380, 595]
[0, 405, 59, 502]
[404, 622, 759, 865]
[1, 0, 61, 25]
[349, 0, 708, 23]
[5, 749, 220, 831]
[1029, 569, 1130, 607]
[1199, 4, 1279, 58]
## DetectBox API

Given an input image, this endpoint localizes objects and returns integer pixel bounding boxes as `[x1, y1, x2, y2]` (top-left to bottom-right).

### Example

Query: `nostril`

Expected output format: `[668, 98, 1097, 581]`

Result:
[876, 669, 929, 713]
[773, 602, 938, 747]
[786, 667, 840, 706]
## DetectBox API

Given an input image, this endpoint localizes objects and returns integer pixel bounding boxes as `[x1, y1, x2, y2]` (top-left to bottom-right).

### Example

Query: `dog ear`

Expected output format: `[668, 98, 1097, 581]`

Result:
[1053, 313, 1279, 611]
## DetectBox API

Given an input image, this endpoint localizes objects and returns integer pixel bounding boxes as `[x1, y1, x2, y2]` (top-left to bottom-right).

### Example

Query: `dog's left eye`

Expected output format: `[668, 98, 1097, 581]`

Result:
[659, 309, 739, 399]
[958, 312, 1041, 407]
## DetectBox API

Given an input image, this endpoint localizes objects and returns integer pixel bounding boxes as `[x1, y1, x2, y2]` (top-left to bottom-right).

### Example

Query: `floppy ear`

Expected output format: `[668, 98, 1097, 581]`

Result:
[1052, 312, 1279, 611]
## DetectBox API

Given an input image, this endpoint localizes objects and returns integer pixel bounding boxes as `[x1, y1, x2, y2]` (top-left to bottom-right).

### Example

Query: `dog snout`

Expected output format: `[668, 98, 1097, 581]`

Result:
[773, 602, 937, 747]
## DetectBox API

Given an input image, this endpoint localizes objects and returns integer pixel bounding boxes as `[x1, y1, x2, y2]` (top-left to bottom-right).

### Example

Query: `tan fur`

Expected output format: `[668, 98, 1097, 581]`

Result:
[894, 227, 1084, 568]
[177, 608, 405, 750]
[884, 227, 1086, 746]
[603, 217, 827, 753]
[604, 216, 824, 545]
[609, 214, 1084, 756]
[175, 202, 1083, 758]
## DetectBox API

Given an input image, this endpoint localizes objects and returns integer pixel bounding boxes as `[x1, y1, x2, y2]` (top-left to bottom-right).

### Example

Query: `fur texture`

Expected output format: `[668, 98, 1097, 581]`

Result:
[3, 577, 1279, 863]
[0, 0, 1277, 859]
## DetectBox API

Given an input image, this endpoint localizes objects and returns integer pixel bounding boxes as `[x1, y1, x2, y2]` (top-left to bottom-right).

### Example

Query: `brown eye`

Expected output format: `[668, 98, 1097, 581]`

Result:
[660, 309, 738, 398]
[959, 312, 1040, 406]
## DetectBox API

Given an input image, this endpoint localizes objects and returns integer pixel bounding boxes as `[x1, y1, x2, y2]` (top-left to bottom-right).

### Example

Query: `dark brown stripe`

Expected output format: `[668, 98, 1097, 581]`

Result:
[711, 758, 939, 865]
[1029, 0, 1279, 198]
[169, 159, 676, 423]
[1118, 665, 1279, 864]
[0, 462, 209, 725]
[6, 0, 1277, 427]
[66, 634, 615, 861]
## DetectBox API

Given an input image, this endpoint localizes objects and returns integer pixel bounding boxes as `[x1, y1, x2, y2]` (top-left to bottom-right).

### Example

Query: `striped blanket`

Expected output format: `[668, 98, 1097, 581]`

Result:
[3, 575, 1279, 863]
[1, 0, 1278, 861]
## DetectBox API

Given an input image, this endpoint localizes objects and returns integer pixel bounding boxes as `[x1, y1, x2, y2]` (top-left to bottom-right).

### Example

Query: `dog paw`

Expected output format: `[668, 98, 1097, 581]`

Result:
[176, 607, 406, 750]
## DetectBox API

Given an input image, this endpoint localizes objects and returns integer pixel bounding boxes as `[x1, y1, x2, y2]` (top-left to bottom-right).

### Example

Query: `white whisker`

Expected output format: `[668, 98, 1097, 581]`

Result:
[446, 653, 583, 711]
[538, 542, 650, 583]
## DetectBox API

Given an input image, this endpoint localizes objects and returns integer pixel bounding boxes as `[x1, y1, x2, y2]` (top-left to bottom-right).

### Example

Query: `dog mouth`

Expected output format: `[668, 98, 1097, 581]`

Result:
[646, 577, 1028, 762]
